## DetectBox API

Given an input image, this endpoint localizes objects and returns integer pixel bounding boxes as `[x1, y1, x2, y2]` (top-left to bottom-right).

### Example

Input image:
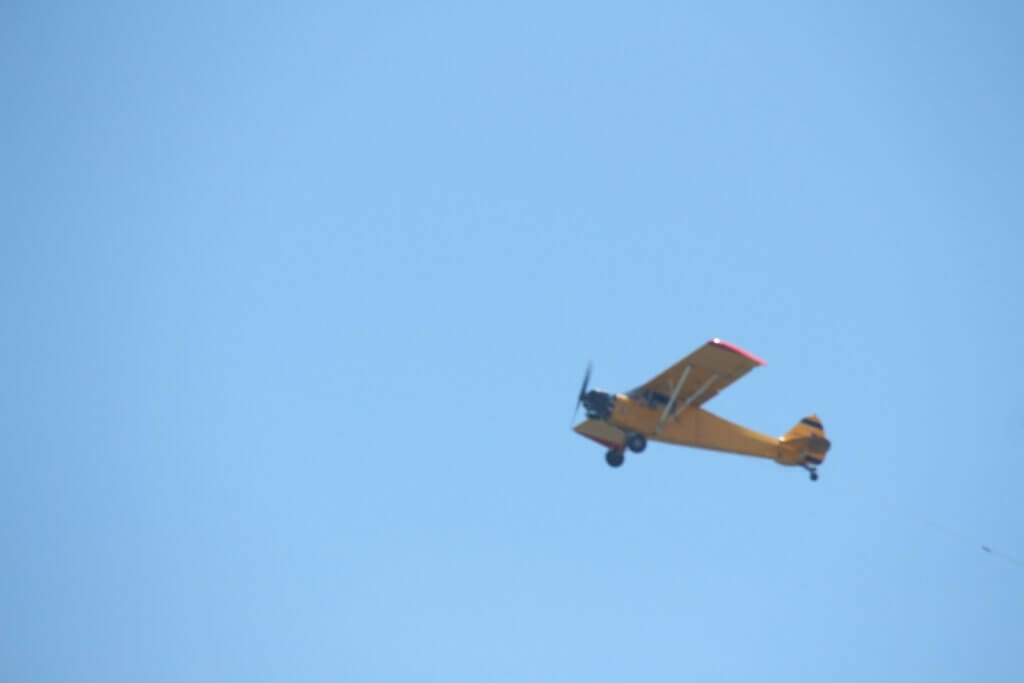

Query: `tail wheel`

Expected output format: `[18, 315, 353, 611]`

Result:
[605, 448, 625, 468]
[626, 434, 647, 453]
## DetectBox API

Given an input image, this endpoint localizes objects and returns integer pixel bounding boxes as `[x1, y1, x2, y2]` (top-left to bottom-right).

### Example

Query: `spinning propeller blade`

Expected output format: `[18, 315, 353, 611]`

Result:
[573, 362, 592, 423]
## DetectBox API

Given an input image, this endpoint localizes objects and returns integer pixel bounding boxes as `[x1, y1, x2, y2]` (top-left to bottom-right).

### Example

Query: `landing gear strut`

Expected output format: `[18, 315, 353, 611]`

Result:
[605, 448, 625, 468]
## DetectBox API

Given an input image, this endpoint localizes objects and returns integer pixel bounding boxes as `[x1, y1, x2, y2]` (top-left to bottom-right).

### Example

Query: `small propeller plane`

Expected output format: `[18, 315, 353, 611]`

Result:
[572, 338, 830, 480]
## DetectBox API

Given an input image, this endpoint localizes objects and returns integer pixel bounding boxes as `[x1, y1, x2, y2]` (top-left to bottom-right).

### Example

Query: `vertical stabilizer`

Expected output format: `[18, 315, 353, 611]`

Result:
[779, 414, 830, 465]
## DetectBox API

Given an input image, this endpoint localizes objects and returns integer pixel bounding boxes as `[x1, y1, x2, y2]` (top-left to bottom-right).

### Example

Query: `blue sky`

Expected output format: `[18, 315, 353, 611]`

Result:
[3, 1, 1023, 681]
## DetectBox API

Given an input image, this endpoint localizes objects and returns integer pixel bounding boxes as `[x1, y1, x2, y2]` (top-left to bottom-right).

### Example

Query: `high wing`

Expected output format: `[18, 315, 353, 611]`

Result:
[628, 339, 764, 427]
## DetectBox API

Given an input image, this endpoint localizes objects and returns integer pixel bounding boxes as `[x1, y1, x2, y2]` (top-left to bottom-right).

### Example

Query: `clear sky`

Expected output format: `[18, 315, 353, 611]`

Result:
[3, 1, 1023, 681]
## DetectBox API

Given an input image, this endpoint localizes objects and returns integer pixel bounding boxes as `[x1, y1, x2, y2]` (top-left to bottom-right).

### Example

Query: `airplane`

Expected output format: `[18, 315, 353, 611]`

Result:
[572, 338, 830, 480]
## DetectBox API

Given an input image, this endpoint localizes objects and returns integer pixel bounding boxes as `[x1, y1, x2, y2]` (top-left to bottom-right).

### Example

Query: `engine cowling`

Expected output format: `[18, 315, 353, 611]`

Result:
[582, 390, 615, 420]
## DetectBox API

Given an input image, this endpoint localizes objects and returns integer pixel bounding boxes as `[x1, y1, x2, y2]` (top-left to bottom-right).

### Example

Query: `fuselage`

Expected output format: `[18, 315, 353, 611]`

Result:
[586, 390, 812, 466]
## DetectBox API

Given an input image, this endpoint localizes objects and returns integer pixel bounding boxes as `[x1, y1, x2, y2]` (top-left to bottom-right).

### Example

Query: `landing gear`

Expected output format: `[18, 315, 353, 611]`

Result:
[605, 448, 625, 468]
[626, 433, 647, 453]
[800, 462, 819, 481]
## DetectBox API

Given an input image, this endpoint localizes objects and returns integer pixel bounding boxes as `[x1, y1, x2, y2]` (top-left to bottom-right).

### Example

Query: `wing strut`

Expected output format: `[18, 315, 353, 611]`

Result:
[655, 366, 691, 434]
[678, 374, 718, 415]
[656, 373, 719, 434]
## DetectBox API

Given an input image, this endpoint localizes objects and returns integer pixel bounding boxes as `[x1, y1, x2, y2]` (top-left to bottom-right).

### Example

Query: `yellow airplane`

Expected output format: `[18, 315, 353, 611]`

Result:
[572, 339, 830, 480]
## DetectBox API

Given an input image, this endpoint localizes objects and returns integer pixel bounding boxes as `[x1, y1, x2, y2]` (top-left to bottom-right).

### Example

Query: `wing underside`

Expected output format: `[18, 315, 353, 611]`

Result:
[573, 418, 626, 448]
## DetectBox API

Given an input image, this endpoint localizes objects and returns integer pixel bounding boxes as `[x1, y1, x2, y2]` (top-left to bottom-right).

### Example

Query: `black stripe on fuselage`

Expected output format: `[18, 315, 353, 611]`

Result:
[801, 418, 823, 430]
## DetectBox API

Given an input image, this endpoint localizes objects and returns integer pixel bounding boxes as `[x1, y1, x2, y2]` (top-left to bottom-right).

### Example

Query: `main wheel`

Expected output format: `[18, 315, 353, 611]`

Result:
[809, 471, 819, 482]
[605, 448, 625, 468]
[626, 434, 647, 453]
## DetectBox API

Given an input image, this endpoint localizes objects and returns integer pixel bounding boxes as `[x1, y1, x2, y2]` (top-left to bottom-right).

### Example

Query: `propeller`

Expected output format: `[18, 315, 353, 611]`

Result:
[572, 362, 593, 424]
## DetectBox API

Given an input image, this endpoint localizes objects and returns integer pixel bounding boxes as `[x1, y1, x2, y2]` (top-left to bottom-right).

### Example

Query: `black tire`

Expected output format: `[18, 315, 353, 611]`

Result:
[627, 434, 647, 453]
[605, 448, 625, 468]
[810, 471, 819, 482]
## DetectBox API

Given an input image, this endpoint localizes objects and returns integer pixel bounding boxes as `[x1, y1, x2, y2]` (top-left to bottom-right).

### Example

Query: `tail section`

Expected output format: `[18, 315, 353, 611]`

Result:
[779, 414, 831, 468]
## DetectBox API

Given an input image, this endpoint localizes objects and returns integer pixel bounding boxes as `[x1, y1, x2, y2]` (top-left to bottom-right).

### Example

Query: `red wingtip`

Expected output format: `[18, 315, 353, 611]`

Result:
[708, 338, 766, 365]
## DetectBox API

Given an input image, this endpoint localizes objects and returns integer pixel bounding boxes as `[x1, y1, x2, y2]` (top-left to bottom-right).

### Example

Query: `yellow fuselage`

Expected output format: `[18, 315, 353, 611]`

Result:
[607, 394, 807, 466]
